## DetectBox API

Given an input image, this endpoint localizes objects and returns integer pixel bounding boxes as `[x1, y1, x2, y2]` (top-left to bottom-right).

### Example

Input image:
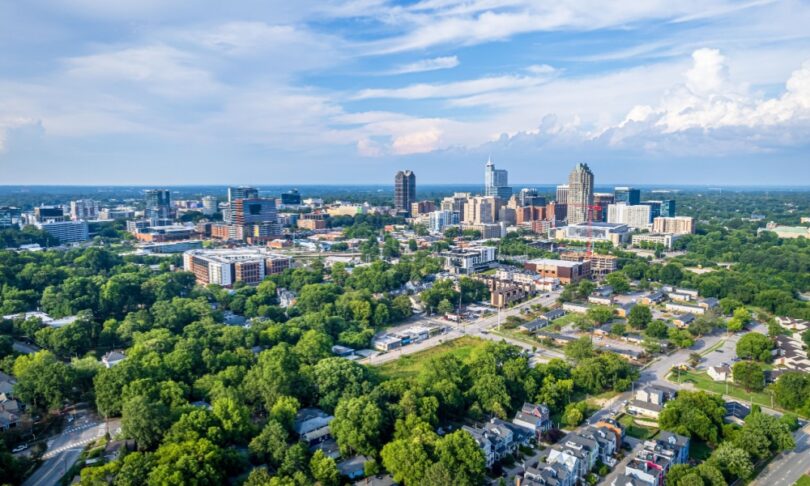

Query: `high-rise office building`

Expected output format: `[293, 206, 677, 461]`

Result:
[614, 187, 641, 205]
[593, 193, 615, 222]
[394, 170, 416, 216]
[70, 199, 100, 221]
[463, 196, 497, 225]
[228, 186, 259, 203]
[653, 216, 694, 234]
[201, 196, 218, 216]
[566, 163, 594, 225]
[518, 188, 546, 207]
[607, 203, 652, 229]
[484, 157, 512, 199]
[280, 189, 302, 206]
[641, 200, 676, 220]
[440, 193, 470, 214]
[0, 207, 21, 228]
[34, 206, 66, 223]
[556, 184, 569, 203]
[145, 189, 172, 220]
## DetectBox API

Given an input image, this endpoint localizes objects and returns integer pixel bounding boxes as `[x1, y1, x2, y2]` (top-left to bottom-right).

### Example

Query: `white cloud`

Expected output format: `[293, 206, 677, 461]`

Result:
[354, 73, 552, 100]
[387, 56, 460, 74]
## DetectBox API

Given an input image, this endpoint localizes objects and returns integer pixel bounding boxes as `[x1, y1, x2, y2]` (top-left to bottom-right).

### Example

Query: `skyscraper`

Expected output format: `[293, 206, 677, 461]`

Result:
[144, 189, 171, 220]
[518, 188, 546, 207]
[614, 187, 641, 205]
[566, 163, 594, 225]
[228, 186, 259, 204]
[484, 157, 512, 199]
[394, 170, 416, 216]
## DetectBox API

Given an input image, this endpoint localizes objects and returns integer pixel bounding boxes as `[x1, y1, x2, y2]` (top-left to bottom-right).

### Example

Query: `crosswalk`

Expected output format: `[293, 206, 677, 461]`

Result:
[41, 423, 104, 460]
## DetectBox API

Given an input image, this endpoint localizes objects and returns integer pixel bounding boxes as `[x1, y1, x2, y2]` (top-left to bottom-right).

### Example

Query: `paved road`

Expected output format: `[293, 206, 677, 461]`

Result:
[23, 416, 118, 486]
[12, 340, 40, 354]
[752, 426, 810, 486]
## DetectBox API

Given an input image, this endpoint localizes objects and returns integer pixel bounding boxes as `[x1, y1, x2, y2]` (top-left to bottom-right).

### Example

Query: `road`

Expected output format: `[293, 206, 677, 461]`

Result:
[364, 291, 563, 366]
[12, 340, 40, 354]
[23, 415, 119, 486]
[753, 426, 810, 486]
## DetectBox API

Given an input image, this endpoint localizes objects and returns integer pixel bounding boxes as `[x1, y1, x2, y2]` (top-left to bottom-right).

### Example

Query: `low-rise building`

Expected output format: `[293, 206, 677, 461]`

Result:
[183, 248, 291, 286]
[524, 258, 590, 285]
[627, 386, 676, 419]
[708, 365, 731, 382]
[101, 350, 126, 368]
[665, 302, 706, 315]
[441, 246, 497, 274]
[631, 233, 683, 250]
[562, 302, 590, 314]
[294, 408, 334, 445]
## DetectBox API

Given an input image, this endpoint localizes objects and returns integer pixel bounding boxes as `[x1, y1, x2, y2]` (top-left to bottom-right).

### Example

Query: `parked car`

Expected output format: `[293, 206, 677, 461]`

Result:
[12, 444, 28, 453]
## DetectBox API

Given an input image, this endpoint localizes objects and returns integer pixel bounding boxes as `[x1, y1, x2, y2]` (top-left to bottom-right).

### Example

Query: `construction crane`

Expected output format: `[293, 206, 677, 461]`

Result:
[563, 203, 603, 257]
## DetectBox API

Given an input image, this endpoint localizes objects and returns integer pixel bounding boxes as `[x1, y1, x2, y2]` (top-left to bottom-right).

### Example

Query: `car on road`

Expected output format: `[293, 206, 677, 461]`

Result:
[12, 444, 28, 453]
[714, 349, 723, 353]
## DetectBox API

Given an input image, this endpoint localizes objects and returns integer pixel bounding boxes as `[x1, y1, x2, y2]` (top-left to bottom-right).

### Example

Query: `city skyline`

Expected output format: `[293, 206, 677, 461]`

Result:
[1, 2, 809, 185]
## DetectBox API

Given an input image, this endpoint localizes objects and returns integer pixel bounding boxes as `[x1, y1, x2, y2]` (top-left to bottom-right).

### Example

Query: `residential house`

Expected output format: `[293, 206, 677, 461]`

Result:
[519, 319, 549, 333]
[101, 350, 126, 368]
[615, 302, 636, 318]
[588, 294, 614, 306]
[707, 365, 731, 382]
[562, 302, 590, 314]
[513, 402, 553, 438]
[627, 386, 676, 419]
[665, 302, 706, 315]
[294, 408, 334, 445]
[337, 455, 369, 479]
[520, 463, 574, 486]
[464, 418, 530, 468]
[672, 313, 695, 328]
[640, 291, 666, 306]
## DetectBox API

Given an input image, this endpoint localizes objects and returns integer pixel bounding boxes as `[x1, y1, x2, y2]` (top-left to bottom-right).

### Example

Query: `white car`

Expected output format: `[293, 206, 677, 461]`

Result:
[12, 444, 28, 453]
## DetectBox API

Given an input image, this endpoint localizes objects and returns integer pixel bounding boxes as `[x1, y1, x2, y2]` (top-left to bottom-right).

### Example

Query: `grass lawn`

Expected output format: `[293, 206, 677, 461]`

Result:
[375, 336, 487, 380]
[617, 414, 658, 440]
[667, 370, 777, 410]
[794, 475, 810, 486]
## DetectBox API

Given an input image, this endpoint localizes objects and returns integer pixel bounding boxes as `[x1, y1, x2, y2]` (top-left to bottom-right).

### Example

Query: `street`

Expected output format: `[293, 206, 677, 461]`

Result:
[22, 414, 119, 486]
[751, 426, 810, 486]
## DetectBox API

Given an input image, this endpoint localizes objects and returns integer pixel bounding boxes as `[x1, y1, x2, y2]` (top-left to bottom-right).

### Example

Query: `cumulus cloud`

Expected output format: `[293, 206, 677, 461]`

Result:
[615, 48, 810, 135]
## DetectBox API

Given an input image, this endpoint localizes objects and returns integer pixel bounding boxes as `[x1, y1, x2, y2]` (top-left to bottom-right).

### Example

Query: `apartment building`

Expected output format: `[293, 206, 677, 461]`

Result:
[183, 248, 291, 286]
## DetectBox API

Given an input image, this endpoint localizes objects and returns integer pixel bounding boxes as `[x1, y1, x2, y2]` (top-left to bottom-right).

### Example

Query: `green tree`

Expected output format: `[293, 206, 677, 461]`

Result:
[707, 443, 753, 480]
[122, 394, 171, 450]
[331, 396, 384, 456]
[13, 350, 77, 411]
[435, 430, 486, 486]
[659, 391, 726, 444]
[773, 371, 810, 410]
[147, 439, 232, 485]
[735, 332, 772, 362]
[249, 419, 288, 467]
[436, 299, 454, 315]
[564, 337, 595, 362]
[563, 402, 586, 427]
[310, 449, 340, 486]
[587, 306, 614, 325]
[605, 272, 631, 293]
[668, 327, 695, 348]
[628, 305, 653, 330]
[732, 361, 765, 392]
[645, 320, 669, 339]
[312, 358, 371, 412]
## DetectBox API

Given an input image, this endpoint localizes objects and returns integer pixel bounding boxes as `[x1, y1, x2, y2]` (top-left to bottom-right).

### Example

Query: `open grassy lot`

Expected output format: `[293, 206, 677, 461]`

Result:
[794, 475, 810, 486]
[617, 414, 658, 440]
[375, 336, 487, 381]
[667, 370, 778, 411]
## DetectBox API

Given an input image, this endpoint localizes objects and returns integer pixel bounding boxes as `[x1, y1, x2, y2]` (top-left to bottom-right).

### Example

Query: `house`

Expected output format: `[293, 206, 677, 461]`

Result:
[707, 365, 731, 382]
[640, 291, 665, 305]
[519, 319, 549, 333]
[512, 402, 553, 438]
[331, 345, 355, 357]
[463, 418, 529, 468]
[627, 386, 676, 419]
[724, 401, 751, 424]
[294, 408, 334, 445]
[672, 313, 695, 328]
[101, 350, 126, 368]
[615, 302, 636, 318]
[666, 302, 706, 315]
[337, 455, 369, 479]
[103, 440, 135, 461]
[542, 309, 567, 321]
[521, 463, 574, 486]
[774, 333, 810, 372]
[580, 425, 619, 466]
[537, 333, 577, 346]
[562, 302, 590, 314]
[588, 295, 614, 306]
[698, 298, 719, 311]
[549, 433, 599, 479]
[614, 431, 689, 486]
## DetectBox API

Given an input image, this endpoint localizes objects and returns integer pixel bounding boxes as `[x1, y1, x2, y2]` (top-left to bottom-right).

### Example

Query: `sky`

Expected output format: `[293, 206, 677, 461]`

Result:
[1, 0, 809, 186]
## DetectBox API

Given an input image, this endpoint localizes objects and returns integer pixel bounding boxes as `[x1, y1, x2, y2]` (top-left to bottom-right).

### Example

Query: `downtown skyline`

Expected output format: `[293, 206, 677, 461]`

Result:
[1, 1, 809, 185]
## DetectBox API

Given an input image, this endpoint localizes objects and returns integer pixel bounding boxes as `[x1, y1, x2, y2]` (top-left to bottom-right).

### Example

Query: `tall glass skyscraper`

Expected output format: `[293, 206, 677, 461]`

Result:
[566, 163, 594, 224]
[484, 157, 512, 199]
[394, 170, 416, 216]
[614, 187, 641, 205]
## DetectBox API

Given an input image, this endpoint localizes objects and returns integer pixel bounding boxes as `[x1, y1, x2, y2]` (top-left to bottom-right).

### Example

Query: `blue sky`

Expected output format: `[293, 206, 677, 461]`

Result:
[1, 0, 809, 185]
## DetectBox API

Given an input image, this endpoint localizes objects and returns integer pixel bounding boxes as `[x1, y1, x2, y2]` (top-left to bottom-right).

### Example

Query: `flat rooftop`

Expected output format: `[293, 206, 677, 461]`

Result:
[526, 258, 583, 267]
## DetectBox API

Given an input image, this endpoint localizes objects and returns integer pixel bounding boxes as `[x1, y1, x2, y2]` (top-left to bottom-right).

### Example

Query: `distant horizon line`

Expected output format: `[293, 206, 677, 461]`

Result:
[1, 183, 810, 189]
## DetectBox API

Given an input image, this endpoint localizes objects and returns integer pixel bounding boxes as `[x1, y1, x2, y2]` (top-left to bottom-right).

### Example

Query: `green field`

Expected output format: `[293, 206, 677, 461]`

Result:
[667, 370, 778, 411]
[794, 475, 810, 486]
[617, 414, 658, 440]
[375, 336, 487, 380]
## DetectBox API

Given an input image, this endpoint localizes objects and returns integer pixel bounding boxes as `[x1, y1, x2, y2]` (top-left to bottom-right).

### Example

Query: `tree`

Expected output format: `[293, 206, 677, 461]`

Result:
[122, 394, 171, 450]
[312, 358, 370, 412]
[719, 297, 743, 315]
[587, 306, 614, 325]
[249, 419, 288, 467]
[13, 350, 77, 411]
[408, 239, 418, 252]
[381, 422, 436, 485]
[605, 272, 631, 293]
[244, 343, 308, 412]
[147, 439, 233, 485]
[668, 327, 695, 348]
[727, 307, 751, 332]
[294, 330, 333, 365]
[660, 264, 684, 285]
[212, 395, 253, 443]
[564, 336, 594, 362]
[688, 352, 702, 368]
[734, 411, 795, 459]
[563, 402, 586, 427]
[310, 450, 340, 486]
[435, 430, 486, 486]
[773, 371, 810, 410]
[437, 299, 454, 316]
[331, 396, 384, 456]
[735, 332, 772, 362]
[645, 320, 669, 339]
[659, 391, 726, 444]
[732, 361, 765, 392]
[707, 443, 754, 480]
[628, 305, 652, 330]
